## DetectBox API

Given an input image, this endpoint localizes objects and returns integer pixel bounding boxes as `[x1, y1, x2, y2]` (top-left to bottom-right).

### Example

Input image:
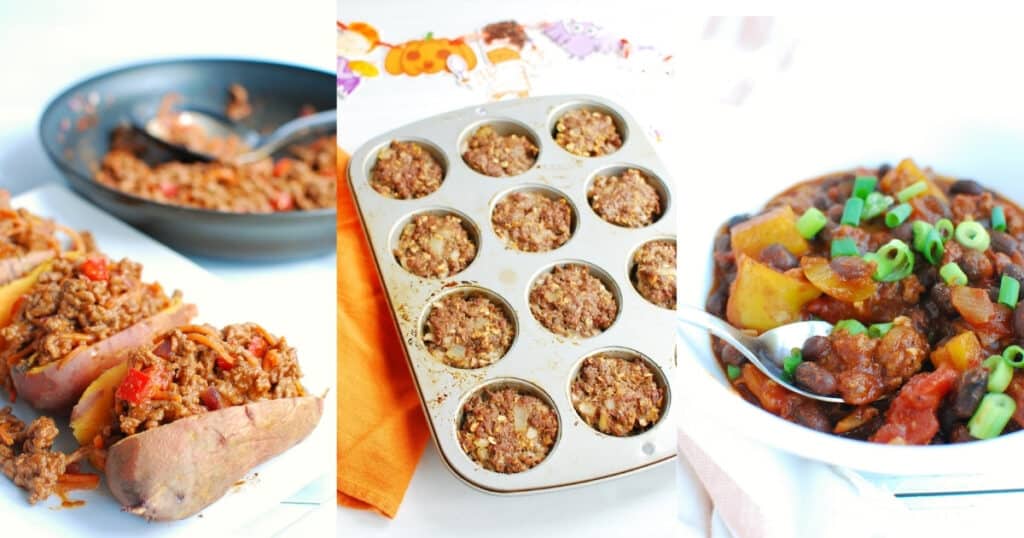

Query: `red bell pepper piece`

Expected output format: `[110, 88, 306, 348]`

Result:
[79, 257, 110, 282]
[115, 368, 152, 405]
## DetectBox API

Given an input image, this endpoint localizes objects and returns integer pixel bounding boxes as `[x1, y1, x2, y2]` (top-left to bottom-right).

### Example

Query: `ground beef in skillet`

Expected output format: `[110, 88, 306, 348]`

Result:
[114, 323, 304, 438]
[458, 387, 558, 473]
[462, 126, 538, 177]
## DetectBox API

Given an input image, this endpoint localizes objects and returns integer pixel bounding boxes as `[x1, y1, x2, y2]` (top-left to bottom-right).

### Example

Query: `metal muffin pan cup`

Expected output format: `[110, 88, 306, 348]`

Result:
[347, 95, 677, 493]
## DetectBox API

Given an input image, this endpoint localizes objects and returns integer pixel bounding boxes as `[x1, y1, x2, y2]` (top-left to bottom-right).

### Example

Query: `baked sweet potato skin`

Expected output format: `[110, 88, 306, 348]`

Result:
[10, 301, 197, 413]
[106, 395, 323, 521]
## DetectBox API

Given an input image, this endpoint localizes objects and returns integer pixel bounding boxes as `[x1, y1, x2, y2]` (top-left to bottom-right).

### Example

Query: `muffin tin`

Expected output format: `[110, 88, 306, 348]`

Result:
[347, 95, 677, 493]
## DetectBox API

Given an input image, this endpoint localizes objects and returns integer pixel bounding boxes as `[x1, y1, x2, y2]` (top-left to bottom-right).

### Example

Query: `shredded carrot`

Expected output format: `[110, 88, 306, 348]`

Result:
[185, 332, 237, 367]
[58, 472, 100, 491]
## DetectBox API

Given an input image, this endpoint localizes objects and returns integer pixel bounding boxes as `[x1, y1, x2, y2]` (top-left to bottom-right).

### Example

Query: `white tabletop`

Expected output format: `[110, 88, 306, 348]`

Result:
[0, 1, 336, 535]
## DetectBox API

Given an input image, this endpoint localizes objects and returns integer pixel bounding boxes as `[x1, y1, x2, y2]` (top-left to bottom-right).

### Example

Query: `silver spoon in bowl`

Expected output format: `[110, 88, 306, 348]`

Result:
[140, 108, 336, 165]
[678, 305, 843, 403]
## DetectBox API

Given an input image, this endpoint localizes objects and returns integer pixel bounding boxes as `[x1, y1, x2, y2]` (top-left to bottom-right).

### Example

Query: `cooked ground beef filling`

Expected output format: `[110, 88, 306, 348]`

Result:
[370, 141, 445, 199]
[571, 354, 665, 436]
[1, 408, 88, 504]
[96, 126, 336, 213]
[0, 256, 177, 394]
[554, 108, 623, 157]
[458, 387, 558, 473]
[225, 83, 253, 121]
[0, 206, 59, 261]
[462, 126, 538, 177]
[491, 191, 573, 252]
[529, 264, 618, 338]
[114, 323, 304, 437]
[394, 214, 476, 278]
[633, 240, 677, 309]
[587, 168, 661, 227]
[423, 293, 514, 369]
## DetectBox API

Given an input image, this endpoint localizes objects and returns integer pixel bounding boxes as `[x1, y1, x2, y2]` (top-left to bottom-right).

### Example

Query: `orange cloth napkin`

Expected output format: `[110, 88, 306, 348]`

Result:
[336, 148, 430, 518]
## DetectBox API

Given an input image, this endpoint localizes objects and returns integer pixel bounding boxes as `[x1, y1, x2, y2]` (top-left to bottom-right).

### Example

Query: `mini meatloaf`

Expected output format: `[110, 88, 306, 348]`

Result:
[554, 108, 623, 157]
[394, 214, 476, 278]
[633, 240, 677, 309]
[0, 256, 179, 395]
[571, 354, 664, 436]
[1, 408, 90, 504]
[458, 387, 558, 473]
[462, 125, 538, 177]
[529, 264, 617, 338]
[491, 191, 573, 252]
[587, 168, 661, 227]
[114, 323, 305, 437]
[423, 293, 514, 369]
[370, 140, 445, 199]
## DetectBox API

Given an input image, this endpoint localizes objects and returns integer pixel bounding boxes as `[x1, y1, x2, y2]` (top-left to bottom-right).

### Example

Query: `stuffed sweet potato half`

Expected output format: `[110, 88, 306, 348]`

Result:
[0, 253, 196, 411]
[70, 322, 322, 521]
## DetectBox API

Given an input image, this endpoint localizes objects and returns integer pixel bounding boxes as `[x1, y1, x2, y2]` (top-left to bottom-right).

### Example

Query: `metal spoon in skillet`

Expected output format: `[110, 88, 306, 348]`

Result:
[141, 108, 336, 164]
[678, 305, 843, 403]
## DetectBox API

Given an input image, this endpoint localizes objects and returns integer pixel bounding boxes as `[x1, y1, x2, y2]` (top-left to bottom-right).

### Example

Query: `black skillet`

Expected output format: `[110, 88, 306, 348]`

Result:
[38, 57, 336, 261]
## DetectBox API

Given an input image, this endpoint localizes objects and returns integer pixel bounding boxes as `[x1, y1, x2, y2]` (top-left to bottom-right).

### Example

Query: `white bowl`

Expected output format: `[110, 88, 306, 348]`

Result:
[675, 105, 1024, 475]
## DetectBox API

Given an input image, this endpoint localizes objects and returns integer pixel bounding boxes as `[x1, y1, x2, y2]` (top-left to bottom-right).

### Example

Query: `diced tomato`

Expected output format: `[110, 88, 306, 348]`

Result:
[272, 158, 293, 178]
[272, 192, 294, 211]
[158, 181, 179, 197]
[951, 286, 995, 326]
[870, 367, 958, 445]
[247, 336, 268, 359]
[216, 355, 236, 370]
[79, 257, 110, 282]
[199, 386, 224, 410]
[115, 368, 152, 405]
[1005, 372, 1024, 428]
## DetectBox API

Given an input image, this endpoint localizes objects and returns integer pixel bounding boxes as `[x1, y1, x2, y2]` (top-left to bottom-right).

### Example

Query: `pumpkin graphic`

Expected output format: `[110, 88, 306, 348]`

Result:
[384, 37, 477, 76]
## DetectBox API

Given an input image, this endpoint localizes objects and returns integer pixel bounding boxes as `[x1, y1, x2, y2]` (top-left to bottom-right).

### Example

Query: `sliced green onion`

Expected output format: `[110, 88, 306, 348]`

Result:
[834, 319, 867, 336]
[868, 322, 894, 338]
[897, 181, 928, 202]
[935, 218, 955, 242]
[727, 364, 742, 381]
[885, 203, 912, 228]
[862, 192, 894, 221]
[968, 393, 1016, 440]
[920, 228, 945, 265]
[999, 275, 1020, 309]
[912, 220, 933, 252]
[988, 356, 1014, 393]
[796, 207, 828, 239]
[955, 220, 991, 251]
[1003, 345, 1024, 368]
[870, 239, 914, 282]
[940, 262, 968, 286]
[841, 197, 864, 226]
[992, 206, 1007, 232]
[853, 175, 878, 199]
[984, 354, 1003, 370]
[831, 237, 860, 258]
[782, 348, 803, 380]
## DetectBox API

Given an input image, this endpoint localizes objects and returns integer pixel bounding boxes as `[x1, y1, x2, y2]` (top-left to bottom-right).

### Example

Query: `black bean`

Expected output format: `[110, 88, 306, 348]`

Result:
[917, 265, 937, 289]
[794, 362, 838, 395]
[720, 343, 746, 366]
[992, 231, 1020, 256]
[876, 163, 892, 179]
[1014, 303, 1024, 339]
[826, 204, 845, 223]
[1004, 264, 1024, 284]
[789, 402, 831, 432]
[949, 424, 975, 444]
[801, 336, 831, 363]
[950, 179, 985, 196]
[759, 243, 799, 272]
[706, 286, 728, 318]
[930, 283, 955, 315]
[813, 193, 831, 211]
[989, 285, 1002, 303]
[952, 368, 988, 419]
[891, 221, 914, 244]
[727, 214, 750, 229]
[960, 249, 993, 283]
[819, 222, 838, 243]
